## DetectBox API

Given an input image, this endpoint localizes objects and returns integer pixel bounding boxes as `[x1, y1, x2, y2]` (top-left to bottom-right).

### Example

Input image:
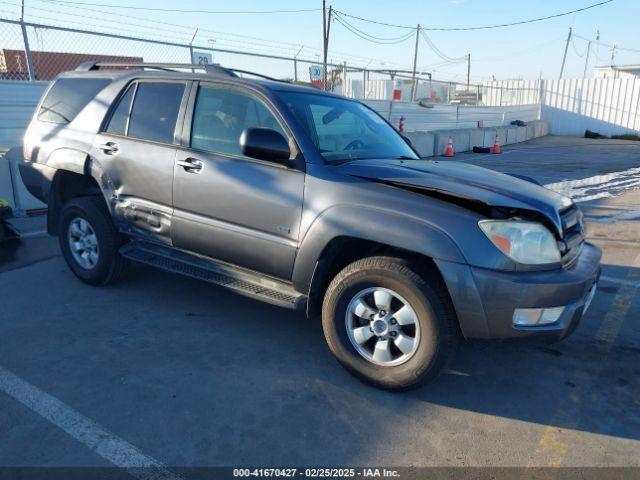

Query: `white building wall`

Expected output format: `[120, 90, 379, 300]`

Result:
[485, 77, 640, 137]
[0, 80, 48, 149]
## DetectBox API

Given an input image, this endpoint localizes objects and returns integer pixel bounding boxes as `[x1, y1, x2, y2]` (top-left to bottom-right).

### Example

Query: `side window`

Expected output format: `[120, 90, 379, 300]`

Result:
[38, 78, 111, 124]
[191, 85, 286, 158]
[127, 82, 185, 144]
[105, 83, 135, 136]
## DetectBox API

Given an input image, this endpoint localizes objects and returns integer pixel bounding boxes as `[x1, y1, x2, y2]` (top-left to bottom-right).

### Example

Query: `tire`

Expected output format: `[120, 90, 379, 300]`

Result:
[58, 196, 127, 286]
[322, 256, 459, 390]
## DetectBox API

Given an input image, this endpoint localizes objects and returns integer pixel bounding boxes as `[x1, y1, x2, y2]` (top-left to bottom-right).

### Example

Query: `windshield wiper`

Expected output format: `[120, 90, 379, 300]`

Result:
[331, 157, 368, 165]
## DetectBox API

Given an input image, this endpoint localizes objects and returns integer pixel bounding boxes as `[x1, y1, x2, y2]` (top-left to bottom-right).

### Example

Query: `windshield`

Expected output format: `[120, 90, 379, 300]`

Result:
[276, 92, 419, 163]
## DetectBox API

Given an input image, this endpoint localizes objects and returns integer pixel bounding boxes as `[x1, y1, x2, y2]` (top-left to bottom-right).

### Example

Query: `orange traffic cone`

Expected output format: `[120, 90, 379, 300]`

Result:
[491, 132, 501, 154]
[444, 136, 455, 157]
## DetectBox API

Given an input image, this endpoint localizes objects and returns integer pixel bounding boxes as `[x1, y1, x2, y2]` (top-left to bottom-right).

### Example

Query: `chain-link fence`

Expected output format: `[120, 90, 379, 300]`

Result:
[0, 17, 540, 107]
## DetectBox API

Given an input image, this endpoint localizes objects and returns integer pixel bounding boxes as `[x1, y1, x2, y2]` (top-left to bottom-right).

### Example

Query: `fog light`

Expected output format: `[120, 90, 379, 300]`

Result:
[513, 306, 565, 326]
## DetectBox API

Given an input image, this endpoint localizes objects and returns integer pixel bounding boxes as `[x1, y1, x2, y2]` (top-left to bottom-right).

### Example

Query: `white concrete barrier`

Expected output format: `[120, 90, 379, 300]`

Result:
[468, 128, 484, 149]
[404, 131, 435, 158]
[526, 124, 536, 140]
[505, 126, 518, 145]
[416, 120, 549, 157]
[482, 128, 497, 148]
[0, 153, 15, 208]
[434, 130, 471, 156]
[0, 148, 47, 214]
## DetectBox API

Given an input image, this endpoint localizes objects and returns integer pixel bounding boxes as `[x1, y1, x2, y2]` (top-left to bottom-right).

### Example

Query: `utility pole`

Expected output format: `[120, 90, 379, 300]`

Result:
[582, 30, 600, 78]
[410, 24, 420, 102]
[343, 61, 347, 96]
[610, 42, 617, 67]
[466, 53, 471, 89]
[294, 46, 303, 82]
[322, 1, 332, 91]
[188, 28, 198, 72]
[559, 27, 572, 79]
[583, 41, 591, 78]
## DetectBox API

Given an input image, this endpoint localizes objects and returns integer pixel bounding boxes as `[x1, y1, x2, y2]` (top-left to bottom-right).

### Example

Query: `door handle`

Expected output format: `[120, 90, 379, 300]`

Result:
[176, 158, 203, 173]
[98, 142, 119, 154]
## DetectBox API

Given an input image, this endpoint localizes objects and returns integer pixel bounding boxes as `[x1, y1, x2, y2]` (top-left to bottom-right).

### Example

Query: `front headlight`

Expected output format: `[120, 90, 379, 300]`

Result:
[479, 220, 561, 265]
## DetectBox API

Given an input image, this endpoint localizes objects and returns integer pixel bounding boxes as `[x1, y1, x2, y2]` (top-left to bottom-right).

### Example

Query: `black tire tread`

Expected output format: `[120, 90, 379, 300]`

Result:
[58, 196, 127, 286]
[322, 255, 459, 390]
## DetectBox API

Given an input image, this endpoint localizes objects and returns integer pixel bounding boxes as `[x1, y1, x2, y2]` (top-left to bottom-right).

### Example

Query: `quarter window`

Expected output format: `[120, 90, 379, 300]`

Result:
[191, 85, 286, 158]
[126, 82, 185, 144]
[38, 78, 110, 124]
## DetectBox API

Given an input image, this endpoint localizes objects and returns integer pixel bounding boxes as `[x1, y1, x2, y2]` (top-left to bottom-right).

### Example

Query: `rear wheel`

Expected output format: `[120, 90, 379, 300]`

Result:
[322, 256, 458, 390]
[58, 196, 127, 286]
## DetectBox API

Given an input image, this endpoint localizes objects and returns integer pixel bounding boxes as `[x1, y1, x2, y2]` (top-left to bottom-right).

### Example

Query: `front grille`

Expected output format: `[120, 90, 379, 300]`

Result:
[559, 204, 586, 262]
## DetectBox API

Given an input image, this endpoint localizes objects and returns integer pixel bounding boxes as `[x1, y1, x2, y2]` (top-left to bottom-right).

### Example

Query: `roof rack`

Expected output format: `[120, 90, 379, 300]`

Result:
[74, 61, 288, 83]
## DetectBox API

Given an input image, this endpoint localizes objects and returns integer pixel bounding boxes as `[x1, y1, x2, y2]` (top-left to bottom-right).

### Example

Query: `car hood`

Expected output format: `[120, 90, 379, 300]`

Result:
[337, 159, 573, 235]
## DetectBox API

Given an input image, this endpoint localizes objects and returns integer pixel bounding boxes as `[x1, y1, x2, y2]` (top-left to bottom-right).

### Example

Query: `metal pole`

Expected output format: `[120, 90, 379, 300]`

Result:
[188, 28, 198, 72]
[343, 61, 347, 96]
[19, 0, 35, 80]
[410, 24, 420, 102]
[466, 53, 471, 90]
[559, 27, 572, 79]
[294, 46, 303, 82]
[322, 2, 332, 91]
[610, 42, 617, 67]
[362, 68, 367, 99]
[583, 41, 591, 78]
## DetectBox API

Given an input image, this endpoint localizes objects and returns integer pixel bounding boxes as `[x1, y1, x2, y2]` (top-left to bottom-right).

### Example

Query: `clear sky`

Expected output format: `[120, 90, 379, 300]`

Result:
[2, 0, 639, 82]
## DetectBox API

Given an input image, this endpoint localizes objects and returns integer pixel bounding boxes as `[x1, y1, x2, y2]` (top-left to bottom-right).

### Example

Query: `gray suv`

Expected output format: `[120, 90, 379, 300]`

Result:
[20, 63, 601, 390]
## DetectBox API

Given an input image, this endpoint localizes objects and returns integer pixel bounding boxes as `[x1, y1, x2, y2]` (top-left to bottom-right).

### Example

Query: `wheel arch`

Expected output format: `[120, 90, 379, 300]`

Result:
[294, 206, 465, 319]
[47, 169, 104, 236]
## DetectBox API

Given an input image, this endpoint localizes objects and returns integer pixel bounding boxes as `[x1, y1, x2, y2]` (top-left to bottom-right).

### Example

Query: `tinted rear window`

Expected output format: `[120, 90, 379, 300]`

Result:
[38, 78, 111, 124]
[127, 82, 185, 144]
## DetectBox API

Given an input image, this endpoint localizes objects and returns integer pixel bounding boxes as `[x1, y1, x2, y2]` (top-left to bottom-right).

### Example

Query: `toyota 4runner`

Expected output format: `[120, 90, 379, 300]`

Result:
[19, 62, 601, 390]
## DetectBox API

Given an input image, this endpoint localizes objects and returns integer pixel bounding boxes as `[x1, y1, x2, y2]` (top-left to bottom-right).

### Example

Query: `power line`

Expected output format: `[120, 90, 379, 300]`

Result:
[26, 0, 321, 15]
[332, 12, 415, 44]
[33, 0, 409, 67]
[573, 32, 640, 53]
[571, 38, 589, 58]
[335, 1, 614, 32]
[419, 30, 467, 63]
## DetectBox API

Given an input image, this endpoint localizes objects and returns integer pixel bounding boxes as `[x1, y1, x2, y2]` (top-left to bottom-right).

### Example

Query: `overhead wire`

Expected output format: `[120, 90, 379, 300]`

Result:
[25, 0, 321, 15]
[573, 32, 640, 53]
[32, 0, 411, 67]
[334, 0, 614, 32]
[332, 12, 415, 44]
[419, 29, 467, 63]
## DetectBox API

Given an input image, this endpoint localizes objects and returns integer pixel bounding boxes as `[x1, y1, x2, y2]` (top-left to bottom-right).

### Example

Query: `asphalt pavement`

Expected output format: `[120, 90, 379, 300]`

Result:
[0, 136, 638, 474]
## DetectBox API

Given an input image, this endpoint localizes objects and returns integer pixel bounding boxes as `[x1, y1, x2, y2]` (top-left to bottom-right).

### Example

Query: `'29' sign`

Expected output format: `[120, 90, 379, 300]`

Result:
[192, 51, 213, 65]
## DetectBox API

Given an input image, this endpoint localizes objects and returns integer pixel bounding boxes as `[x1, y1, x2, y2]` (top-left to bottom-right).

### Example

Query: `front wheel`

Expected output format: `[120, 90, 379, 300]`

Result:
[322, 256, 459, 390]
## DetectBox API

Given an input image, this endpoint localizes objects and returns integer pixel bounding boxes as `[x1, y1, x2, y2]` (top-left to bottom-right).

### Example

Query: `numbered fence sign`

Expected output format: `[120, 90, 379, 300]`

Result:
[192, 51, 213, 65]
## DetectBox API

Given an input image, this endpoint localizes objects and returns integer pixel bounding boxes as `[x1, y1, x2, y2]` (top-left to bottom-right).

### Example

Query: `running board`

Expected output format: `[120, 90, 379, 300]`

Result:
[120, 241, 307, 310]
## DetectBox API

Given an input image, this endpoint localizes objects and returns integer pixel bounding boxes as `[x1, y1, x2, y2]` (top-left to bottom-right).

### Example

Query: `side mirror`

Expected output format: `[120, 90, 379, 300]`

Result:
[240, 128, 291, 163]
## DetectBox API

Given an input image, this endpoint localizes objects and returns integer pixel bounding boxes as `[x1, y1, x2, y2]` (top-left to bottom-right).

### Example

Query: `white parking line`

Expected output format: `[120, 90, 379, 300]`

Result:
[601, 275, 640, 289]
[0, 366, 182, 480]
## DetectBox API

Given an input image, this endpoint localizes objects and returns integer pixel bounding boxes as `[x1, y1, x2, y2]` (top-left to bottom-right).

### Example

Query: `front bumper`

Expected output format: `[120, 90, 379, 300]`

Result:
[436, 242, 602, 341]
